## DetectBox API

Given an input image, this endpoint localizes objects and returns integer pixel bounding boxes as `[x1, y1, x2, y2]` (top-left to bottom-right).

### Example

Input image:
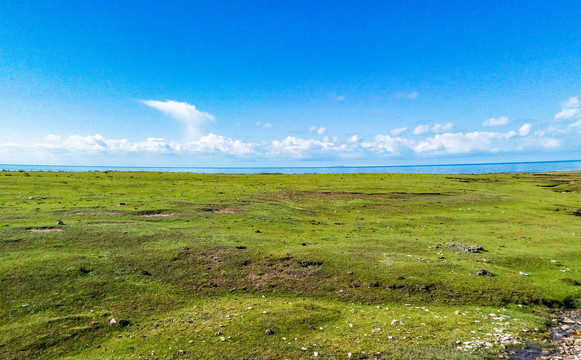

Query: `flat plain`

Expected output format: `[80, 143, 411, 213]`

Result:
[0, 171, 580, 359]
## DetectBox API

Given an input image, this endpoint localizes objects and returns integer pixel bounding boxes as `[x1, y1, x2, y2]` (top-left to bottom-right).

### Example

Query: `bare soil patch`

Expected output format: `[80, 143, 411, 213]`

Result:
[133, 210, 175, 218]
[199, 206, 235, 214]
[27, 227, 63, 233]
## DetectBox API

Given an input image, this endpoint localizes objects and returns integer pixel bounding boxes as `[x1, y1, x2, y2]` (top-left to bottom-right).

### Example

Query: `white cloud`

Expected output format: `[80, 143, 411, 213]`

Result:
[555, 96, 580, 119]
[518, 123, 531, 136]
[336, 95, 346, 101]
[309, 126, 326, 134]
[362, 126, 560, 155]
[541, 138, 560, 148]
[567, 119, 581, 132]
[483, 116, 509, 127]
[390, 127, 407, 136]
[413, 123, 453, 135]
[16, 133, 255, 158]
[45, 134, 61, 141]
[141, 100, 215, 139]
[184, 133, 255, 155]
[413, 131, 516, 154]
[347, 135, 359, 143]
[432, 122, 453, 133]
[395, 91, 418, 99]
[269, 136, 335, 158]
[361, 135, 413, 154]
[413, 125, 430, 135]
[36, 134, 176, 153]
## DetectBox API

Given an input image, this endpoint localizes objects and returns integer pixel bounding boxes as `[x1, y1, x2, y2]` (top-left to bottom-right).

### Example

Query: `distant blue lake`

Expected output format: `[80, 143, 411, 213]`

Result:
[1, 160, 581, 174]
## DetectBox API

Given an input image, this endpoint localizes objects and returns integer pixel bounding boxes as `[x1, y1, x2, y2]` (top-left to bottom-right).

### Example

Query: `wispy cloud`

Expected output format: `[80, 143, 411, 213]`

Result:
[141, 100, 215, 139]
[256, 121, 273, 128]
[567, 119, 581, 132]
[555, 96, 580, 119]
[413, 123, 453, 135]
[395, 91, 418, 100]
[309, 126, 326, 135]
[412, 125, 430, 135]
[390, 127, 407, 136]
[483, 116, 509, 127]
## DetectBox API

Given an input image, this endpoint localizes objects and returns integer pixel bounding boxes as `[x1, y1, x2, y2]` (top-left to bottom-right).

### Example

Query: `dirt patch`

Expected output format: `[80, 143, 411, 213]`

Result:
[27, 227, 63, 233]
[298, 260, 323, 267]
[243, 256, 323, 288]
[133, 210, 175, 218]
[199, 206, 235, 214]
[446, 177, 493, 183]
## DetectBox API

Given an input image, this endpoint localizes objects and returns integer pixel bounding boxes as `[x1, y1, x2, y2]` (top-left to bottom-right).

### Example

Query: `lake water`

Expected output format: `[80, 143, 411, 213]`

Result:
[1, 160, 581, 174]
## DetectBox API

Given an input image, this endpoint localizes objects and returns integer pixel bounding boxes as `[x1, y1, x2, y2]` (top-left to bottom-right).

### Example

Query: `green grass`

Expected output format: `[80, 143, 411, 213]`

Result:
[0, 171, 579, 359]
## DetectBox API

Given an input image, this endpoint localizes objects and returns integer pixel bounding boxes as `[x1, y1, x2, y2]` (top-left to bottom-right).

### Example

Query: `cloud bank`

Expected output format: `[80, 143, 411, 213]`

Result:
[1, 97, 578, 165]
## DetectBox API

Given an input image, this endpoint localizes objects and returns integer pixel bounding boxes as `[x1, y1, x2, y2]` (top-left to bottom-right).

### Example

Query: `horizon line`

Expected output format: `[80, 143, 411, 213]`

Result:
[1, 159, 580, 170]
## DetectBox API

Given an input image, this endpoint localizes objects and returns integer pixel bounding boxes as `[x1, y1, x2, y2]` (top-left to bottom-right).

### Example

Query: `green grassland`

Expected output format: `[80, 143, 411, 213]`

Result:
[0, 170, 580, 359]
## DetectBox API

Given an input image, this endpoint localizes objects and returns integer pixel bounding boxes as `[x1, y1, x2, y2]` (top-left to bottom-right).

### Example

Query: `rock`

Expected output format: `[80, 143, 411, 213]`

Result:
[56, 220, 64, 225]
[562, 317, 575, 324]
[519, 271, 529, 276]
[264, 329, 274, 335]
[446, 242, 484, 253]
[476, 269, 494, 276]
[396, 275, 405, 280]
[214, 331, 222, 336]
[109, 319, 117, 325]
[255, 230, 261, 233]
[141, 270, 152, 276]
[371, 328, 382, 333]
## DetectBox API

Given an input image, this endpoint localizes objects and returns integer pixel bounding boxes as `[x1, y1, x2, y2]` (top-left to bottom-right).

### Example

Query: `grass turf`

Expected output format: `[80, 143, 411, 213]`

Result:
[0, 170, 579, 359]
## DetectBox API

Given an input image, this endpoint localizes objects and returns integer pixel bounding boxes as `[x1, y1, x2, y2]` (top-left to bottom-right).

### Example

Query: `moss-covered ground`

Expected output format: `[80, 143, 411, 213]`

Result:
[0, 171, 580, 359]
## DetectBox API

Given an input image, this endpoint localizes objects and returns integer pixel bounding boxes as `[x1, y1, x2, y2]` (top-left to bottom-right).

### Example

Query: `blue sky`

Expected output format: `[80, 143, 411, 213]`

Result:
[1, 1, 580, 166]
